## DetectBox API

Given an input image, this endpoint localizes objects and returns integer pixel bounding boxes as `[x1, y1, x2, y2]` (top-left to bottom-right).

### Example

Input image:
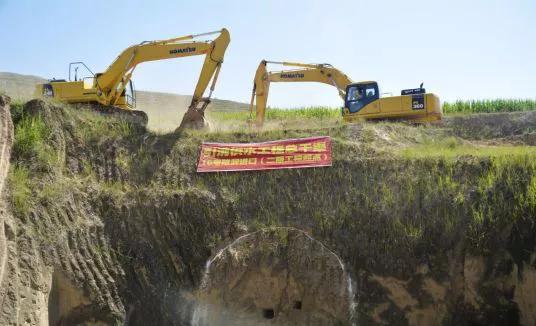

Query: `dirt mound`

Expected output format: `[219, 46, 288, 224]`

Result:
[478, 132, 536, 146]
[442, 110, 536, 139]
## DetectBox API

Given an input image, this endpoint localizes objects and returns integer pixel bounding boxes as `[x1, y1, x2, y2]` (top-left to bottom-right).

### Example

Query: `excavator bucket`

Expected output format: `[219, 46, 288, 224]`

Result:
[177, 98, 210, 130]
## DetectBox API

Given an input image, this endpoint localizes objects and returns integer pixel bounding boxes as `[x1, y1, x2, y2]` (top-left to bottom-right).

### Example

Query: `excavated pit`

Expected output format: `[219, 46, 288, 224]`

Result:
[0, 98, 535, 325]
[192, 227, 355, 325]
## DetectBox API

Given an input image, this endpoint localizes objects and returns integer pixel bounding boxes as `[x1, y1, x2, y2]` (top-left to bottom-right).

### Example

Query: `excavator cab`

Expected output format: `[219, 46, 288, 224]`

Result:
[345, 82, 379, 113]
[342, 81, 442, 123]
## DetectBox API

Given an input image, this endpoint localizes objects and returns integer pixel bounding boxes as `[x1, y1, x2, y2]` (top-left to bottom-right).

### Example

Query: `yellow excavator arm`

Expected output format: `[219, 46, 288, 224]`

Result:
[36, 28, 230, 129]
[249, 60, 353, 126]
[100, 29, 230, 129]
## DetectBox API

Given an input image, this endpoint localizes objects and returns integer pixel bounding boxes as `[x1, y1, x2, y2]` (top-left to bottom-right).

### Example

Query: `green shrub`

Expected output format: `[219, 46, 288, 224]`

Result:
[9, 100, 26, 124]
[74, 110, 136, 144]
[13, 115, 49, 158]
[12, 114, 62, 172]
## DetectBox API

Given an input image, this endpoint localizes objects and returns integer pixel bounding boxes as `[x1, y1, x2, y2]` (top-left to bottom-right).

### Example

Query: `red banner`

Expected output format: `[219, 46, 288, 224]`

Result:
[197, 136, 332, 172]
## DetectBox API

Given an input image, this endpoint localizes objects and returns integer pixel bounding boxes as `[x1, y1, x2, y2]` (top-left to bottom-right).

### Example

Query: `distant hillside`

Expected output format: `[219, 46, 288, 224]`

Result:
[0, 72, 46, 100]
[136, 91, 248, 131]
[0, 72, 248, 131]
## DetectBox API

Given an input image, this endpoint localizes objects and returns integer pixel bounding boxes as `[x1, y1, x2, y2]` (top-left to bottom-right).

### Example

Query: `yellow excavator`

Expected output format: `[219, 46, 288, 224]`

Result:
[249, 60, 442, 126]
[35, 29, 230, 129]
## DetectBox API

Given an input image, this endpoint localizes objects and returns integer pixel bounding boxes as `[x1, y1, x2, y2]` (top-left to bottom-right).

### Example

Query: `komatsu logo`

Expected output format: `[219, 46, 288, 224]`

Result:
[281, 73, 305, 78]
[170, 47, 196, 54]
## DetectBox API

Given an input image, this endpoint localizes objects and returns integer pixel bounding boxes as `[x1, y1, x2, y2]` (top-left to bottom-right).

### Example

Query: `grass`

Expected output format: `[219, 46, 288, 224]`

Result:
[399, 136, 536, 159]
[8, 166, 31, 215]
[13, 115, 49, 154]
[264, 106, 341, 120]
[12, 114, 57, 171]
[9, 99, 28, 124]
[70, 107, 137, 143]
[206, 106, 342, 131]
[208, 106, 341, 122]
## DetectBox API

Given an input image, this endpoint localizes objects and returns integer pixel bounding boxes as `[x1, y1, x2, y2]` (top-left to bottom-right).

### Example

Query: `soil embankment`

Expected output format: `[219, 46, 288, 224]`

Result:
[0, 100, 535, 325]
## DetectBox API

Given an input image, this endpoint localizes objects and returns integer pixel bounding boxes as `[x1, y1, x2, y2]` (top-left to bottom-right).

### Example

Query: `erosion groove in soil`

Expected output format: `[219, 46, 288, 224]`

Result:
[0, 99, 534, 325]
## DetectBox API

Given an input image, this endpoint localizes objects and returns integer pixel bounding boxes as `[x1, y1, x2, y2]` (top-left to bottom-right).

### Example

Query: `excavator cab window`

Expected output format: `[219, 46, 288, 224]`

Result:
[125, 80, 136, 108]
[345, 83, 379, 113]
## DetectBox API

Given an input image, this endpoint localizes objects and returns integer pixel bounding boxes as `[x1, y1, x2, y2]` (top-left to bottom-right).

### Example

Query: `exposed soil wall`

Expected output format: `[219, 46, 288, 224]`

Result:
[0, 95, 16, 324]
[193, 227, 354, 325]
[0, 100, 535, 325]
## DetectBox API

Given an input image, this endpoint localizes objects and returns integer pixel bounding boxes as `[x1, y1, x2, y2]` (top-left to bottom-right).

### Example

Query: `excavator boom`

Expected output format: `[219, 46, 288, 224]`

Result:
[249, 60, 352, 126]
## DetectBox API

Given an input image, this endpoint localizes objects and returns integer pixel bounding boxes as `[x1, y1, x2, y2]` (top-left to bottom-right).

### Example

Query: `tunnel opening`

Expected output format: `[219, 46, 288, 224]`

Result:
[48, 270, 91, 325]
[47, 270, 117, 325]
[263, 308, 275, 319]
[191, 227, 355, 325]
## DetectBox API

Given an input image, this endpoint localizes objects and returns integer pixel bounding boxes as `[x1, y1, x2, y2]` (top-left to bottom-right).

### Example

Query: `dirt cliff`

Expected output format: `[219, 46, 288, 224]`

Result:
[0, 99, 535, 325]
[0, 95, 14, 324]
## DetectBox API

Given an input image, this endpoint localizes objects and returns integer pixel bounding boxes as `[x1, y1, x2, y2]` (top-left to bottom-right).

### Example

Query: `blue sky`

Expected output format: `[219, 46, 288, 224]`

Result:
[0, 0, 535, 107]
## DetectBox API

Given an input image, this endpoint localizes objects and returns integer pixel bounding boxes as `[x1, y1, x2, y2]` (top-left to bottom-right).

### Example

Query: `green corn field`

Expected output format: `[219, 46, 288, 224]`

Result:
[442, 99, 536, 114]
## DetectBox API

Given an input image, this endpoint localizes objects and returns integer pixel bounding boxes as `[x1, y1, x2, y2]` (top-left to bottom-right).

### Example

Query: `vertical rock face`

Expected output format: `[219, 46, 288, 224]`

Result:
[193, 228, 355, 325]
[0, 95, 12, 192]
[0, 97, 56, 326]
[0, 100, 126, 325]
[0, 95, 14, 324]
